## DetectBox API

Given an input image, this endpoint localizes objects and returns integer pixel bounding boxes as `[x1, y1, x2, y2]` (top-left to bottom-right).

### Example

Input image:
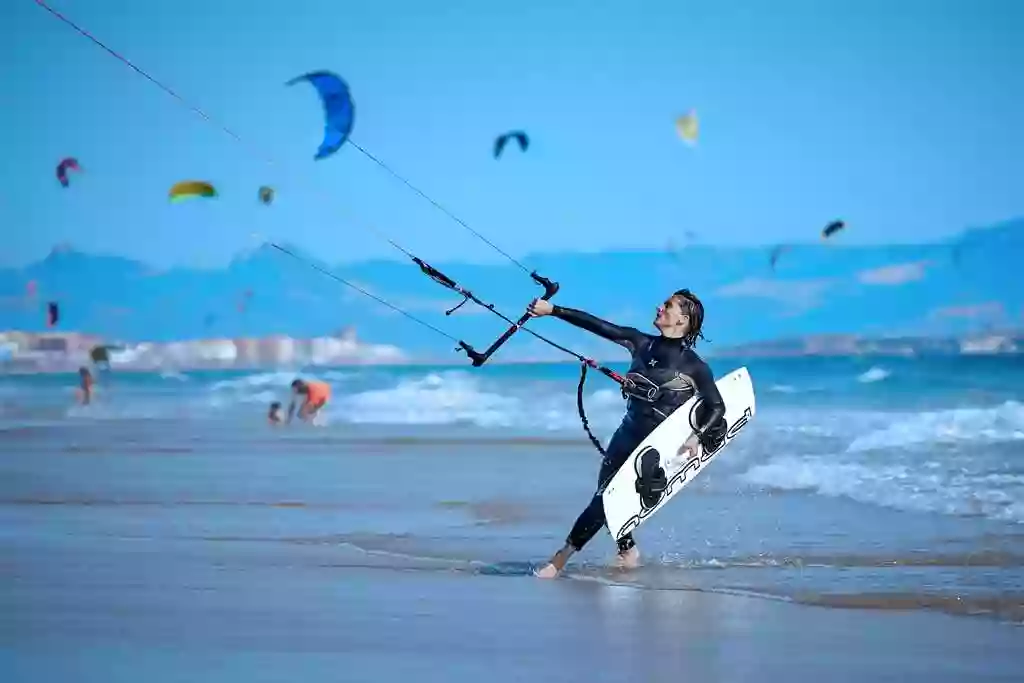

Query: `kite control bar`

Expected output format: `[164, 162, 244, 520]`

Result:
[457, 271, 559, 367]
[408, 256, 561, 366]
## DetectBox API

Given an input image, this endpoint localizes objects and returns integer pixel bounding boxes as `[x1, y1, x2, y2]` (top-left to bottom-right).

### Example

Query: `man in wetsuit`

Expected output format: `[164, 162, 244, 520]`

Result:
[527, 289, 726, 579]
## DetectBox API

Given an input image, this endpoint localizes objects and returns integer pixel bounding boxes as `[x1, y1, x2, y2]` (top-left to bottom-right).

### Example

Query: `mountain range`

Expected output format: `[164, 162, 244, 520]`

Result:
[1, 218, 1021, 362]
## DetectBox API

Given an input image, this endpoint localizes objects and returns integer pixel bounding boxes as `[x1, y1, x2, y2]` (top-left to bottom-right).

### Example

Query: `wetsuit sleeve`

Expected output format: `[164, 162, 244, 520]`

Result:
[550, 305, 648, 352]
[691, 361, 726, 437]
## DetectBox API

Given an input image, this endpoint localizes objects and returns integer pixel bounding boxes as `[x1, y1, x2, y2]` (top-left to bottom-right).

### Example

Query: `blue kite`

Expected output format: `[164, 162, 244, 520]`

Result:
[286, 70, 355, 160]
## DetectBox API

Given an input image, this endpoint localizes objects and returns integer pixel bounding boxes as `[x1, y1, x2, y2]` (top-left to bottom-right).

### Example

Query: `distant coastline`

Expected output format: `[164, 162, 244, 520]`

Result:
[707, 331, 1022, 358]
[1, 328, 1020, 374]
[0, 328, 406, 374]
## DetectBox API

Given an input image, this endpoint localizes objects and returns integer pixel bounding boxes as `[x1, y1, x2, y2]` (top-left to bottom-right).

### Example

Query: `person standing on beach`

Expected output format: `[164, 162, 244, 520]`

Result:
[525, 289, 726, 579]
[75, 366, 94, 405]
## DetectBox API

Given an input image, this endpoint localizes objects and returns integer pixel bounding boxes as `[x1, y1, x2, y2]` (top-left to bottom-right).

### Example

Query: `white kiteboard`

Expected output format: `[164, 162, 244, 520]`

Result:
[601, 366, 756, 541]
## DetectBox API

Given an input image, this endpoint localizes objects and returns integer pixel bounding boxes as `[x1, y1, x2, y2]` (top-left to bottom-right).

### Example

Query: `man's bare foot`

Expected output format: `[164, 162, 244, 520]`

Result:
[533, 544, 575, 579]
[533, 562, 560, 579]
[615, 545, 641, 569]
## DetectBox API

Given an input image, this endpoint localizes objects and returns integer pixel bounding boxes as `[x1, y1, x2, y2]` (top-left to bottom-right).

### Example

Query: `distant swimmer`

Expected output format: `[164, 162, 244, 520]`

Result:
[525, 289, 725, 579]
[267, 401, 284, 425]
[75, 366, 94, 405]
[288, 378, 331, 423]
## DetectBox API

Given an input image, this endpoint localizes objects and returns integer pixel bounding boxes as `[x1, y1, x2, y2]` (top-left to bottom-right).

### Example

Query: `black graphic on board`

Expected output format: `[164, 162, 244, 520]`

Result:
[634, 447, 668, 510]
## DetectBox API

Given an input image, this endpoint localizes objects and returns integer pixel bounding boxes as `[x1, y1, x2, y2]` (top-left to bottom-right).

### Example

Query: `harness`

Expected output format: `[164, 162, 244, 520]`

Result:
[620, 371, 667, 403]
[576, 360, 687, 456]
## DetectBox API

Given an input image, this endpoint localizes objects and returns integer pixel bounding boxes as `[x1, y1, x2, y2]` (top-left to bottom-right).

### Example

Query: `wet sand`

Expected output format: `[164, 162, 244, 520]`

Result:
[2, 530, 1022, 683]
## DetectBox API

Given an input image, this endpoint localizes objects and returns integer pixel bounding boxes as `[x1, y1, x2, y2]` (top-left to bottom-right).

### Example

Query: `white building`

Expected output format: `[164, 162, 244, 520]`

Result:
[960, 335, 1017, 355]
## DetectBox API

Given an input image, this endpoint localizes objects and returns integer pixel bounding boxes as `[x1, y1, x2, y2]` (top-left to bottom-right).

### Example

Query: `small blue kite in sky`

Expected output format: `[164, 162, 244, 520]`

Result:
[286, 70, 356, 160]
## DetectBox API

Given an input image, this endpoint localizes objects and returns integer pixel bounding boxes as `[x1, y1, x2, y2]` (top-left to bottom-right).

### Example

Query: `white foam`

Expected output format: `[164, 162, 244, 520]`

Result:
[209, 371, 298, 392]
[743, 399, 1024, 523]
[159, 370, 189, 381]
[189, 368, 626, 429]
[857, 366, 891, 384]
[331, 371, 625, 432]
[337, 372, 518, 427]
[204, 370, 350, 412]
[207, 389, 279, 407]
[321, 370, 353, 382]
[741, 454, 1024, 524]
[848, 401, 1024, 452]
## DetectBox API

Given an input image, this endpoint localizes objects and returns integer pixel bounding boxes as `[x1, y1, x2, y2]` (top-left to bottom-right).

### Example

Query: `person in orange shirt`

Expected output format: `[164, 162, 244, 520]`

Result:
[288, 378, 331, 423]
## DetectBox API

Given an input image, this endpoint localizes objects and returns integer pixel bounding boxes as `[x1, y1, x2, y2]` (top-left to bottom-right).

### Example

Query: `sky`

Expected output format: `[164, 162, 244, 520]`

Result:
[2, 0, 1023, 270]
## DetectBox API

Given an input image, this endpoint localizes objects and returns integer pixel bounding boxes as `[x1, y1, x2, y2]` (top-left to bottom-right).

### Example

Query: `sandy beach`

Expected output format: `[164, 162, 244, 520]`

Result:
[2, 360, 1023, 681]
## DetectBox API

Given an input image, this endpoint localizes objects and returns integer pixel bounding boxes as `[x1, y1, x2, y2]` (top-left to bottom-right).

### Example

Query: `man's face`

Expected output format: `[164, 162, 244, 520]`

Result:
[654, 295, 690, 334]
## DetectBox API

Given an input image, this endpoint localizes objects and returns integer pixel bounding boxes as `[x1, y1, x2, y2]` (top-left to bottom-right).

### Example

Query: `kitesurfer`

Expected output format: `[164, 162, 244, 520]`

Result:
[526, 289, 726, 579]
[288, 378, 331, 423]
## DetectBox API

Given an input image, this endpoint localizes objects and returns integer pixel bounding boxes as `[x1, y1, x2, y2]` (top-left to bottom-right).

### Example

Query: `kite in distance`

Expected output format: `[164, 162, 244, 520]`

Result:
[169, 181, 217, 202]
[675, 110, 698, 145]
[287, 70, 356, 160]
[770, 220, 847, 271]
[56, 157, 81, 187]
[258, 186, 275, 205]
[822, 220, 845, 240]
[493, 131, 529, 158]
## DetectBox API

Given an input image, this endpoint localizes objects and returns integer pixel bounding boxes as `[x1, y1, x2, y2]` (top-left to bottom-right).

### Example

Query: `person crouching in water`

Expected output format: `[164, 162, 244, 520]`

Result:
[288, 378, 331, 423]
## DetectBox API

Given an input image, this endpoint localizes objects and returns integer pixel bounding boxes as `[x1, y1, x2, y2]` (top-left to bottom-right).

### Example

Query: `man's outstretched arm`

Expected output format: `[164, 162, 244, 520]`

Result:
[550, 305, 648, 352]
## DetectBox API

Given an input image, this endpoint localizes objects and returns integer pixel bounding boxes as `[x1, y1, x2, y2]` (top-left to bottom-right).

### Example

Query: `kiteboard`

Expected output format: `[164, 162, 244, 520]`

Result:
[601, 367, 756, 541]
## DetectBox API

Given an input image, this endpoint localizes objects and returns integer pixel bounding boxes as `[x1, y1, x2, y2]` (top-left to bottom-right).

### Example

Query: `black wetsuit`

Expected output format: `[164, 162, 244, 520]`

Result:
[551, 305, 727, 554]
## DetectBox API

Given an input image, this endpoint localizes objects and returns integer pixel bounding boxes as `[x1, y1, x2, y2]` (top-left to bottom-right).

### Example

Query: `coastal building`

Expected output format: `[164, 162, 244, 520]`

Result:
[233, 338, 260, 366]
[194, 339, 238, 366]
[257, 335, 296, 365]
[960, 335, 1017, 355]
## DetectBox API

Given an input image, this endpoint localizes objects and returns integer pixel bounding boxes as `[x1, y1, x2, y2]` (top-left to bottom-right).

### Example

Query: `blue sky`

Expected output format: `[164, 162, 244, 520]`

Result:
[2, 0, 1023, 270]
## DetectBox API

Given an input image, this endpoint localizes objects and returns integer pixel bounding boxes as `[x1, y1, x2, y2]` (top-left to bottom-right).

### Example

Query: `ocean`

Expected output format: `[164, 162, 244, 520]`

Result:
[2, 355, 1022, 681]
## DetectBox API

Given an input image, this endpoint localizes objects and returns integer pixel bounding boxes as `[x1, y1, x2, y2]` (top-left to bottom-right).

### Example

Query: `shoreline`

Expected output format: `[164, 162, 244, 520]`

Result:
[3, 555, 1021, 683]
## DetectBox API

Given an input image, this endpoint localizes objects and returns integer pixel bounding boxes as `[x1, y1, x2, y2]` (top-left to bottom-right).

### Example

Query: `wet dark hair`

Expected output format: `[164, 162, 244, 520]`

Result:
[673, 288, 706, 347]
[269, 401, 281, 411]
[291, 379, 305, 392]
